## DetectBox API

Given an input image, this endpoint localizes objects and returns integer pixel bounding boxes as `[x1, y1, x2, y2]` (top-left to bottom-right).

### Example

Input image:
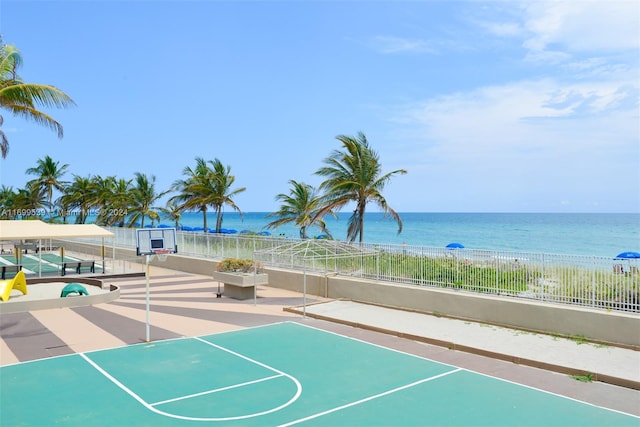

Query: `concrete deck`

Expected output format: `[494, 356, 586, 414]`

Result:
[1, 265, 638, 417]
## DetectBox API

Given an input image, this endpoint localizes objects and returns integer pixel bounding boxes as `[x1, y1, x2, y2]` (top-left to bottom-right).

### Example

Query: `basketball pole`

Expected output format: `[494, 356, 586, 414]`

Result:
[145, 254, 151, 342]
[136, 226, 177, 344]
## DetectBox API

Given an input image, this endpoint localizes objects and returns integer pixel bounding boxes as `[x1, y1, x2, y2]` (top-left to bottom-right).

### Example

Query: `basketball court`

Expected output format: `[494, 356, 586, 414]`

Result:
[1, 322, 637, 426]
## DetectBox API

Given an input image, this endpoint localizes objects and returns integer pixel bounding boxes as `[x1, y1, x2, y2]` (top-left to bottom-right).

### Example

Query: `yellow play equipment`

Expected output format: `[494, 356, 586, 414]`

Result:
[0, 270, 28, 302]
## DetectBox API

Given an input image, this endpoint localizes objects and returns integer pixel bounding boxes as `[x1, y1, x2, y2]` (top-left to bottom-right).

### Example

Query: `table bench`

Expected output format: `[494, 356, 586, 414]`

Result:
[61, 260, 95, 276]
[20, 242, 39, 253]
[1, 264, 22, 280]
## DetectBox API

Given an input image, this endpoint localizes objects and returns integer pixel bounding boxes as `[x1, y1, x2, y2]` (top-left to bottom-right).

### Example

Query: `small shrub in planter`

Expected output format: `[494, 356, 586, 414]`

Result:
[216, 258, 264, 273]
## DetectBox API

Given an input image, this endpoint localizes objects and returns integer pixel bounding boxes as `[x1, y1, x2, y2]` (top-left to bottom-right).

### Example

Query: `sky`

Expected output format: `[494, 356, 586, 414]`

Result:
[0, 0, 638, 214]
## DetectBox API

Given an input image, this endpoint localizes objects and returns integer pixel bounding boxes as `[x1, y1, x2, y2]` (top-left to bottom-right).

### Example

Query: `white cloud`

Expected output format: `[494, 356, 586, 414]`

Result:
[385, 77, 639, 211]
[474, 1, 639, 69]
[522, 0, 640, 53]
[481, 21, 522, 37]
[368, 35, 437, 54]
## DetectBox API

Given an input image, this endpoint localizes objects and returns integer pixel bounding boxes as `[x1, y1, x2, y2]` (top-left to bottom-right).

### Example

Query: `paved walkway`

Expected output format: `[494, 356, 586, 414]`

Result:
[1, 265, 639, 417]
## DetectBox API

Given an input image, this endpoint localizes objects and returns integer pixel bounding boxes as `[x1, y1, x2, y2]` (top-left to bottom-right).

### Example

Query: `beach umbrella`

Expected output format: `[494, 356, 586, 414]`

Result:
[446, 242, 464, 249]
[613, 251, 640, 275]
[614, 251, 640, 259]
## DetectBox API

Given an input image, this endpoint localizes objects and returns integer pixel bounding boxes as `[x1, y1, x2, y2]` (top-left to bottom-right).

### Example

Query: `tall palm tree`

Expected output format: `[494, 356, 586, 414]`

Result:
[315, 132, 407, 243]
[208, 159, 245, 233]
[0, 41, 75, 158]
[107, 177, 133, 227]
[90, 175, 115, 225]
[170, 157, 212, 231]
[170, 157, 245, 233]
[127, 172, 165, 228]
[91, 175, 132, 226]
[60, 175, 95, 224]
[265, 180, 334, 239]
[25, 155, 69, 222]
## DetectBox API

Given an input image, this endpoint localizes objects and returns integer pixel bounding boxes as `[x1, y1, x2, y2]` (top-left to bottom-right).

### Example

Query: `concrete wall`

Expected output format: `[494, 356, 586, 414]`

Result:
[1, 277, 120, 315]
[59, 241, 640, 347]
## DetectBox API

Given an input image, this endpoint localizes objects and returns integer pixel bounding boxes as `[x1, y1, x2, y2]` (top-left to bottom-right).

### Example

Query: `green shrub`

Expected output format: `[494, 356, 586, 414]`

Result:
[216, 258, 263, 273]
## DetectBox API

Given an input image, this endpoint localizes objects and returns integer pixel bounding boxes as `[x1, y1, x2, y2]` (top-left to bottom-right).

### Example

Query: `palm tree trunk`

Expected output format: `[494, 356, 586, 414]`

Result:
[202, 208, 208, 232]
[215, 206, 223, 233]
[359, 217, 365, 243]
[47, 188, 53, 223]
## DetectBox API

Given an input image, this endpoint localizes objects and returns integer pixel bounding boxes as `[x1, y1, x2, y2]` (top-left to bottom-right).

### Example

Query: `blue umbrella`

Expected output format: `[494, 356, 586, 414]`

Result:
[446, 242, 464, 249]
[615, 251, 640, 259]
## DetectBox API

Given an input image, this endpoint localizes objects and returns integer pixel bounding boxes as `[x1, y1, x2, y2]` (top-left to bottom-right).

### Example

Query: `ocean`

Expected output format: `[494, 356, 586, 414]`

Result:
[161, 212, 639, 258]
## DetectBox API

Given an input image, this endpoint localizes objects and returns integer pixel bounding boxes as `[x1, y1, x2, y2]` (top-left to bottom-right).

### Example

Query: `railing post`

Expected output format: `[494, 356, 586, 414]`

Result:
[591, 256, 596, 308]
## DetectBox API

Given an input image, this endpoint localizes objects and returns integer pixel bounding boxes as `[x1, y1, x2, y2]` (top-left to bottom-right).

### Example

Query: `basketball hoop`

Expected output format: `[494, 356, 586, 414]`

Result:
[135, 227, 177, 343]
[153, 249, 171, 262]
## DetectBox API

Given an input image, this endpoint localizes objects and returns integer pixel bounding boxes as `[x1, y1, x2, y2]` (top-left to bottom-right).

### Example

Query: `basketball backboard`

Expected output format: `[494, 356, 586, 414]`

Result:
[136, 228, 178, 256]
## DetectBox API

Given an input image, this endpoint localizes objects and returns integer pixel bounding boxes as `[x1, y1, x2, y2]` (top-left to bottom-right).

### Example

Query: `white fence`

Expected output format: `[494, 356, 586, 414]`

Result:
[93, 228, 639, 313]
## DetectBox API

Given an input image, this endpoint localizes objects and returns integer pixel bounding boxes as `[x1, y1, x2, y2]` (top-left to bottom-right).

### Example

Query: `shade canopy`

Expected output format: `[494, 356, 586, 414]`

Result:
[0, 220, 114, 240]
[446, 242, 465, 249]
[614, 251, 640, 260]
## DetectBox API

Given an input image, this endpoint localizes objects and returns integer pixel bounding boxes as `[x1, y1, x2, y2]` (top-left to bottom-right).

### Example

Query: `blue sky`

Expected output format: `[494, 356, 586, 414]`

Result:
[0, 0, 638, 213]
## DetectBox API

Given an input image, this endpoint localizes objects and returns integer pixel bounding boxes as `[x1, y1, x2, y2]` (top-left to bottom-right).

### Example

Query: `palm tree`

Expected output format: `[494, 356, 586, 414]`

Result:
[0, 185, 16, 219]
[127, 172, 165, 228]
[0, 41, 75, 158]
[107, 177, 133, 227]
[60, 175, 95, 224]
[25, 155, 69, 222]
[315, 132, 407, 243]
[170, 157, 212, 231]
[158, 200, 183, 229]
[170, 157, 245, 233]
[90, 175, 132, 226]
[208, 159, 245, 233]
[265, 180, 334, 239]
[13, 181, 47, 219]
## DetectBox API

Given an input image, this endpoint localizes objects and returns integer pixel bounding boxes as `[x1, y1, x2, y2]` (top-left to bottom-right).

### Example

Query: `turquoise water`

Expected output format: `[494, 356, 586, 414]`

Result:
[161, 212, 639, 258]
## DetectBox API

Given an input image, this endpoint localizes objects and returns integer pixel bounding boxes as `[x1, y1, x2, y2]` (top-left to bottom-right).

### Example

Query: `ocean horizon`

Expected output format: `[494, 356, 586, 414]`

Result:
[135, 212, 639, 258]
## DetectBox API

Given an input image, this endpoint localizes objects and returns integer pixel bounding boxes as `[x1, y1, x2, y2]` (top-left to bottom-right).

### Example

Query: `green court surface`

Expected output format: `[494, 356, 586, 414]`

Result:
[1, 322, 637, 426]
[0, 253, 102, 276]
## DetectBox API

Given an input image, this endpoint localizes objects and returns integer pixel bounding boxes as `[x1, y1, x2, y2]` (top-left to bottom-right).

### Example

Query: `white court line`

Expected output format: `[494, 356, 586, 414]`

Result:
[0, 255, 35, 274]
[278, 368, 464, 427]
[151, 374, 283, 406]
[289, 322, 640, 419]
[23, 254, 61, 269]
[80, 337, 302, 422]
[0, 256, 35, 274]
[22, 254, 104, 273]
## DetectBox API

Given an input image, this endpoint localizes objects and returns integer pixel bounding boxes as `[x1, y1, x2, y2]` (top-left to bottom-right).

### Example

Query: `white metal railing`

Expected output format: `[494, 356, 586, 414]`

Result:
[80, 228, 639, 313]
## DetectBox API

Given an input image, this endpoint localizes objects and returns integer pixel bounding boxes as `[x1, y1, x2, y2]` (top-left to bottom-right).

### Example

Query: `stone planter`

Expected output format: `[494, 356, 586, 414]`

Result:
[212, 271, 268, 300]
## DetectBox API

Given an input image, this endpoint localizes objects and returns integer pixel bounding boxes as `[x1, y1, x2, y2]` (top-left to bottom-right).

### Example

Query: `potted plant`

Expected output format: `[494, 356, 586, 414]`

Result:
[213, 258, 268, 299]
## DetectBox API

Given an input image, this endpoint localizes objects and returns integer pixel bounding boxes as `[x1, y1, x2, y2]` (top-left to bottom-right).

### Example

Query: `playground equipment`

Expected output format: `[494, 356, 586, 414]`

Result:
[0, 271, 28, 302]
[60, 283, 89, 298]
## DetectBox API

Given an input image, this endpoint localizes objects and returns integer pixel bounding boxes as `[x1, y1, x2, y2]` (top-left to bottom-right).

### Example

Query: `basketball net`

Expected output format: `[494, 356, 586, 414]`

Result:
[152, 249, 171, 262]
